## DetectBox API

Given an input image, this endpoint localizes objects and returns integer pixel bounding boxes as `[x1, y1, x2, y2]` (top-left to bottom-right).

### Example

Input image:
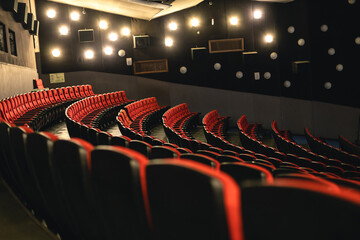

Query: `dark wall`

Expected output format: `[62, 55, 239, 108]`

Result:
[36, 0, 360, 108]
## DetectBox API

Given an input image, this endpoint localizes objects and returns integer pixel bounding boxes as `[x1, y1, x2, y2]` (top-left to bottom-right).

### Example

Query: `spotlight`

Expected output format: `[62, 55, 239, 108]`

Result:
[165, 37, 174, 47]
[109, 32, 118, 41]
[104, 46, 113, 55]
[70, 11, 80, 21]
[190, 18, 200, 27]
[99, 20, 108, 30]
[264, 34, 273, 43]
[169, 22, 178, 31]
[59, 26, 69, 35]
[52, 48, 61, 57]
[229, 17, 239, 26]
[253, 9, 262, 19]
[84, 49, 94, 59]
[47, 9, 56, 19]
[121, 27, 131, 36]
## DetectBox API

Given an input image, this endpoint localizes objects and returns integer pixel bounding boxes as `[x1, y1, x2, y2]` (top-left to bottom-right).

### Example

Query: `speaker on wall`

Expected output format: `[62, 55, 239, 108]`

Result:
[30, 20, 39, 35]
[24, 13, 34, 31]
[14, 2, 27, 25]
[78, 29, 94, 42]
[133, 35, 150, 49]
[1, 0, 18, 13]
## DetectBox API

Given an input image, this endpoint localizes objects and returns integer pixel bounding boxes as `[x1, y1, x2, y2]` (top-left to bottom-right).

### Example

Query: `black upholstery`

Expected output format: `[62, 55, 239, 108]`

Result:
[91, 146, 151, 240]
[146, 159, 243, 240]
[52, 139, 102, 240]
[241, 180, 360, 240]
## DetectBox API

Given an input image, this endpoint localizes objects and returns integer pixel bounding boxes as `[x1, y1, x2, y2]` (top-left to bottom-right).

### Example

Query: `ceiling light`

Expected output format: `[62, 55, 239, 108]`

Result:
[59, 26, 69, 35]
[165, 37, 173, 47]
[169, 22, 178, 31]
[253, 10, 262, 19]
[121, 27, 131, 36]
[84, 49, 94, 59]
[70, 11, 80, 21]
[264, 34, 273, 43]
[109, 32, 118, 41]
[229, 17, 239, 26]
[190, 18, 200, 27]
[52, 48, 61, 57]
[99, 20, 108, 30]
[47, 9, 56, 18]
[104, 46, 113, 55]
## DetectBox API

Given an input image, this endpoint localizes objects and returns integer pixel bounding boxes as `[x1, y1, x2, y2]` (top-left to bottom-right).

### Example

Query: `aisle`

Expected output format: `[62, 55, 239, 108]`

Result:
[0, 181, 58, 240]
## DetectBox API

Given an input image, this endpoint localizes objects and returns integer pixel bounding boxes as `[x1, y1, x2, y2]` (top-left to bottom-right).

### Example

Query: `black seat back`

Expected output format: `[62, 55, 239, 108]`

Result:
[146, 159, 243, 240]
[91, 146, 151, 240]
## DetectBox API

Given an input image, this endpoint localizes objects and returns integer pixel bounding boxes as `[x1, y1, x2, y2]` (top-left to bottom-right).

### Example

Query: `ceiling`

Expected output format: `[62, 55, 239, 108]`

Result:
[48, 0, 204, 21]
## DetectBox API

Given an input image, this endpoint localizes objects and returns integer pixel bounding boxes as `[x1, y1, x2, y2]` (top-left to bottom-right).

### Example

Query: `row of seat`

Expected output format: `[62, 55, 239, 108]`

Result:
[116, 97, 169, 138]
[66, 91, 131, 129]
[237, 115, 261, 140]
[272, 121, 360, 179]
[1, 120, 359, 240]
[305, 128, 360, 166]
[0, 85, 94, 130]
[271, 120, 293, 141]
[162, 103, 201, 147]
[339, 135, 360, 156]
[202, 110, 229, 146]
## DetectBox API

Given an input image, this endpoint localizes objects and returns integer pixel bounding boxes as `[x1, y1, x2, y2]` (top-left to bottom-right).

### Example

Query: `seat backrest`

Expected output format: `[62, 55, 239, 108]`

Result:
[149, 146, 181, 159]
[90, 146, 151, 240]
[110, 135, 131, 147]
[241, 179, 360, 240]
[52, 138, 102, 240]
[34, 79, 45, 89]
[129, 140, 152, 157]
[180, 153, 220, 169]
[146, 159, 243, 240]
[97, 131, 112, 145]
[217, 155, 245, 164]
[220, 162, 273, 186]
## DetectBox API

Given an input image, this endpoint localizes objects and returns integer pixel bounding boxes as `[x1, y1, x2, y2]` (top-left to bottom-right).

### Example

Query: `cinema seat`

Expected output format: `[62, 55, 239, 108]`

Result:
[110, 135, 131, 147]
[129, 140, 152, 157]
[180, 153, 220, 169]
[52, 139, 102, 240]
[90, 146, 151, 240]
[149, 146, 181, 159]
[220, 162, 273, 186]
[146, 159, 243, 240]
[217, 155, 245, 164]
[26, 132, 76, 238]
[241, 179, 360, 240]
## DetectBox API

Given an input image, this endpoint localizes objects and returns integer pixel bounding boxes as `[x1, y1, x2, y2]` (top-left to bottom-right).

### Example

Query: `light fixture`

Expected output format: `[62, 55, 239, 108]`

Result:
[253, 10, 262, 19]
[264, 34, 273, 43]
[104, 46, 113, 55]
[99, 20, 108, 30]
[165, 37, 174, 47]
[169, 22, 178, 31]
[59, 26, 69, 35]
[190, 18, 200, 27]
[229, 17, 239, 26]
[70, 11, 80, 21]
[47, 9, 56, 18]
[121, 27, 131, 36]
[52, 48, 61, 57]
[118, 49, 126, 57]
[84, 49, 94, 59]
[109, 32, 118, 41]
